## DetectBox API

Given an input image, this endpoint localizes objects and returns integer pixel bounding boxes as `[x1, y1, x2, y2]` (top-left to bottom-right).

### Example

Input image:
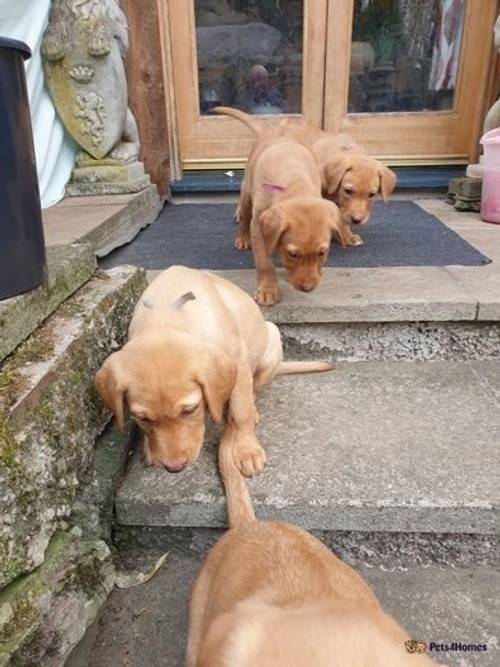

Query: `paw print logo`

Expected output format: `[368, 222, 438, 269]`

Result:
[405, 639, 427, 654]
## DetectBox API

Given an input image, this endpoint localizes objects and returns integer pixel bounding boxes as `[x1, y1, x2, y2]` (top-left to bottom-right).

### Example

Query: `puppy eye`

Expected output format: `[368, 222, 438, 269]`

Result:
[317, 249, 328, 258]
[368, 192, 376, 199]
[134, 414, 155, 426]
[287, 250, 299, 259]
[181, 405, 198, 417]
[344, 187, 354, 196]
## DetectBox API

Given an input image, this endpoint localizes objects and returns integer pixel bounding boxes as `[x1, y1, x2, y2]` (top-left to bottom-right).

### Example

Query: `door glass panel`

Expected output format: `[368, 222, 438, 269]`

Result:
[348, 0, 465, 113]
[195, 0, 303, 115]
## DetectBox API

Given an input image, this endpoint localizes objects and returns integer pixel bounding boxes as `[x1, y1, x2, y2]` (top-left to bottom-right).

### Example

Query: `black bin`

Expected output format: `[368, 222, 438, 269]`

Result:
[0, 37, 46, 300]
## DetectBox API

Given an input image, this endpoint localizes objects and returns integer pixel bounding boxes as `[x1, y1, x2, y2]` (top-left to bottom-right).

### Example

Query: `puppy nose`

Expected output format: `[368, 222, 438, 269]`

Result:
[351, 216, 363, 225]
[164, 459, 188, 473]
[299, 283, 315, 292]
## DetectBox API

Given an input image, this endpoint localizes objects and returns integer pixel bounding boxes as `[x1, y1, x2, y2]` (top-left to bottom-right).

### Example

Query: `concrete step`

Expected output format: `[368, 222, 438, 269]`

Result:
[86, 550, 500, 667]
[115, 362, 499, 537]
[0, 243, 95, 363]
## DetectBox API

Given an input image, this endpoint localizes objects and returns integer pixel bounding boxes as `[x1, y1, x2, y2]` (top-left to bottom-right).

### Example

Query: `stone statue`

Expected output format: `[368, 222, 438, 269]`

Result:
[42, 0, 149, 195]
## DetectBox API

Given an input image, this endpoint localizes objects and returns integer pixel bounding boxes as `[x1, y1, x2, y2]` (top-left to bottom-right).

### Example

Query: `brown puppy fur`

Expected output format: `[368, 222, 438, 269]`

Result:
[213, 107, 361, 306]
[186, 427, 445, 667]
[286, 125, 397, 235]
[95, 266, 332, 476]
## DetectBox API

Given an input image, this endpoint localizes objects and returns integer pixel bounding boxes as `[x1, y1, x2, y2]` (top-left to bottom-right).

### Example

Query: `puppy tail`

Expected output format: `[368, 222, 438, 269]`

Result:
[211, 106, 261, 136]
[276, 360, 334, 375]
[218, 425, 256, 529]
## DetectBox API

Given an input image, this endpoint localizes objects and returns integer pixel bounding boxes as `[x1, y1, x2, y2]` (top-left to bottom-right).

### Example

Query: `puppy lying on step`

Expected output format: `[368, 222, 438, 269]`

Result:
[213, 107, 361, 306]
[285, 124, 397, 240]
[187, 426, 444, 667]
[95, 266, 332, 475]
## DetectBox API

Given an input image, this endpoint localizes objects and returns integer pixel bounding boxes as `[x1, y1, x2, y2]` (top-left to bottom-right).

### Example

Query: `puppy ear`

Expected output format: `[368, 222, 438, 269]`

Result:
[323, 156, 351, 196]
[95, 352, 127, 432]
[197, 349, 237, 423]
[326, 201, 347, 247]
[259, 207, 287, 255]
[378, 164, 396, 202]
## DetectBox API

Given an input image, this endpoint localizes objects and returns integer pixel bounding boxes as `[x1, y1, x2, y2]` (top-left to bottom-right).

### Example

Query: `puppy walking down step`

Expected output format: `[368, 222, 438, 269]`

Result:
[95, 266, 332, 477]
[186, 425, 445, 667]
[213, 106, 361, 306]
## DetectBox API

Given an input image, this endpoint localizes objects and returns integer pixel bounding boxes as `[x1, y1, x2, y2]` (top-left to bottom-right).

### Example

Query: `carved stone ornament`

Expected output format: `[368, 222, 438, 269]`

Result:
[42, 0, 150, 195]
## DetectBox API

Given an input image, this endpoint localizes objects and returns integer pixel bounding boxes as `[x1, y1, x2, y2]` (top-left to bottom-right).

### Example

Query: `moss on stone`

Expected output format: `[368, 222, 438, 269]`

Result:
[0, 330, 55, 411]
[0, 597, 39, 644]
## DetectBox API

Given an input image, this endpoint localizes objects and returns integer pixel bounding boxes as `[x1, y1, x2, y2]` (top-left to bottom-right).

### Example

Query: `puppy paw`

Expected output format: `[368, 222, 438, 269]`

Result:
[234, 235, 251, 250]
[234, 439, 267, 477]
[347, 234, 364, 247]
[254, 285, 280, 306]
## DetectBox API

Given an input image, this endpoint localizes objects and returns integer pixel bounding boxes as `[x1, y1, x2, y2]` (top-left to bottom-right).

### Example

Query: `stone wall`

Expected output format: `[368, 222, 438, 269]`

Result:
[0, 261, 146, 665]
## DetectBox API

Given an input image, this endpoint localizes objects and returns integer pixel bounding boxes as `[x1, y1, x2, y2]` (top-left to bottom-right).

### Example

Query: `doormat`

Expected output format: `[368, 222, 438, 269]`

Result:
[99, 201, 491, 270]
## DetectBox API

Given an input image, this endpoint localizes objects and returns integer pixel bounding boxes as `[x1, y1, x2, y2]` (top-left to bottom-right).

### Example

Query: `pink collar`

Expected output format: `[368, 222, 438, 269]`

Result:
[262, 182, 287, 193]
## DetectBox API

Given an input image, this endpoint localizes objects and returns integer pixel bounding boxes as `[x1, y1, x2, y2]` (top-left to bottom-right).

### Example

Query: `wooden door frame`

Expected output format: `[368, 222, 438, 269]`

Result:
[323, 0, 499, 165]
[167, 0, 328, 170]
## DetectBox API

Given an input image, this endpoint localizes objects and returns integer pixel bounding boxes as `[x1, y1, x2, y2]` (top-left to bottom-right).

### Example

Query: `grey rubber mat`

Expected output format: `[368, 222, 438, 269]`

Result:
[100, 201, 490, 270]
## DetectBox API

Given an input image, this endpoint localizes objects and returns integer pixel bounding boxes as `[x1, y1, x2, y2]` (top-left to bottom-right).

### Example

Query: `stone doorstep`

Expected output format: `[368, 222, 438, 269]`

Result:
[0, 265, 147, 589]
[146, 262, 500, 324]
[115, 364, 500, 536]
[0, 243, 95, 364]
[0, 531, 114, 667]
[42, 184, 163, 257]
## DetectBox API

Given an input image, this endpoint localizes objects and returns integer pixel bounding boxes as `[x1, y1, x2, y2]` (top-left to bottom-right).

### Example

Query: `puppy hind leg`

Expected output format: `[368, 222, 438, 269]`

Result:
[235, 183, 252, 250]
[253, 322, 283, 393]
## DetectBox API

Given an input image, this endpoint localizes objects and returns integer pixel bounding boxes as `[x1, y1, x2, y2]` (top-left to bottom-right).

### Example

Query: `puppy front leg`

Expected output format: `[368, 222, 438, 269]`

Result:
[337, 219, 364, 247]
[251, 225, 281, 306]
[225, 357, 267, 477]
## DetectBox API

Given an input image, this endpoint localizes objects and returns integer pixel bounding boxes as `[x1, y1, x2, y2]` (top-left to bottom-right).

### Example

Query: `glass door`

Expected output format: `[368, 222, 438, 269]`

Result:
[168, 0, 497, 171]
[168, 0, 328, 169]
[324, 0, 498, 164]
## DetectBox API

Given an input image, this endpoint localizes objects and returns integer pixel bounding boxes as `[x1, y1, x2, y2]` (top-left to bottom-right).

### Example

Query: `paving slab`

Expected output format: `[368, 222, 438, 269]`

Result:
[88, 551, 500, 667]
[116, 362, 500, 535]
[43, 185, 163, 256]
[146, 266, 478, 323]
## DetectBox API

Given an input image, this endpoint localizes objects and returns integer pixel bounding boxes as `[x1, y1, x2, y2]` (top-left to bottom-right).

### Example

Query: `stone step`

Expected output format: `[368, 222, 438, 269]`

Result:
[0, 243, 95, 363]
[115, 362, 499, 537]
[87, 550, 499, 667]
[43, 185, 163, 258]
[0, 265, 146, 589]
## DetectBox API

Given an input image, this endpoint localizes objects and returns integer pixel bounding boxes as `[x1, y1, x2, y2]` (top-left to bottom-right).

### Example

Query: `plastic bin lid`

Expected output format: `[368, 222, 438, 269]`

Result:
[0, 37, 31, 60]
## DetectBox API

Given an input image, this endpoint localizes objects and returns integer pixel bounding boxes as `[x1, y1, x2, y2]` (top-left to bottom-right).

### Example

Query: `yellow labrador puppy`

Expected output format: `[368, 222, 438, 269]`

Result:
[95, 266, 331, 475]
[286, 125, 397, 237]
[186, 426, 445, 667]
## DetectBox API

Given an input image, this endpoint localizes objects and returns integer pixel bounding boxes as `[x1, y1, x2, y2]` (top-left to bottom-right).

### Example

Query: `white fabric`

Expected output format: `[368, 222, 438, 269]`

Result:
[0, 0, 76, 209]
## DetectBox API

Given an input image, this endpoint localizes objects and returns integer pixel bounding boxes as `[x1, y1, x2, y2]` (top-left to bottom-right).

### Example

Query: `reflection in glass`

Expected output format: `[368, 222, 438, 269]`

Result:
[349, 0, 465, 113]
[195, 0, 303, 115]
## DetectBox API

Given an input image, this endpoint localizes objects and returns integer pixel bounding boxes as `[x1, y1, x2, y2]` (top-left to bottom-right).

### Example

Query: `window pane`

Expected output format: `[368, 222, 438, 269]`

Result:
[348, 0, 465, 113]
[195, 0, 303, 115]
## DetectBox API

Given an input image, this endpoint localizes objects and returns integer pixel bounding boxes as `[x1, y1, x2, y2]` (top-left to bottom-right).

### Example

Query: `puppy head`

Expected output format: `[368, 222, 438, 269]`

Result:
[323, 154, 396, 225]
[259, 197, 344, 293]
[95, 333, 236, 472]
